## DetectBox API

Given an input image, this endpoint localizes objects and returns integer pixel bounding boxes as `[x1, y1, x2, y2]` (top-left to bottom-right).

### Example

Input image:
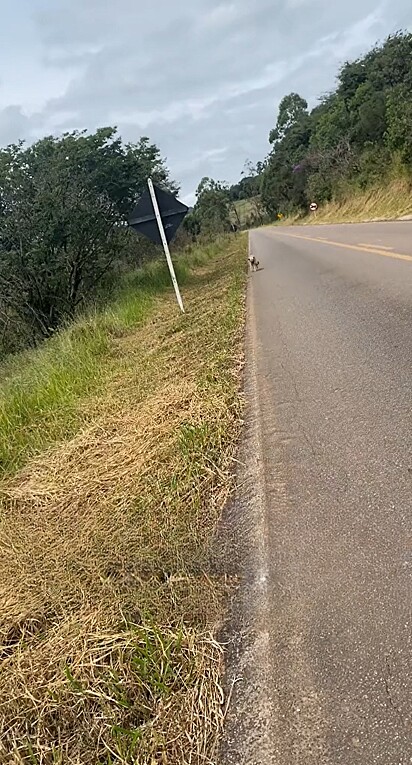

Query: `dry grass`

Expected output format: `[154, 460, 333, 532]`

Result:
[0, 238, 246, 764]
[1, 617, 223, 765]
[283, 179, 412, 226]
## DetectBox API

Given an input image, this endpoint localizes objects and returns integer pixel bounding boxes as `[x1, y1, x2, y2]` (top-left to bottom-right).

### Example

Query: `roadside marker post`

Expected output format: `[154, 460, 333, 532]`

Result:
[128, 178, 189, 313]
[147, 179, 185, 313]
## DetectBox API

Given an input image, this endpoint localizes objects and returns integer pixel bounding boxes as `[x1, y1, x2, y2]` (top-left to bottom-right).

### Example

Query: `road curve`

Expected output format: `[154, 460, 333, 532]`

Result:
[223, 222, 412, 765]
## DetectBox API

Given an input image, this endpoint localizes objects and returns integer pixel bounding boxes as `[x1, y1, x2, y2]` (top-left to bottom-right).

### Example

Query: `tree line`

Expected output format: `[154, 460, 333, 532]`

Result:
[184, 162, 267, 237]
[188, 31, 412, 232]
[0, 128, 175, 355]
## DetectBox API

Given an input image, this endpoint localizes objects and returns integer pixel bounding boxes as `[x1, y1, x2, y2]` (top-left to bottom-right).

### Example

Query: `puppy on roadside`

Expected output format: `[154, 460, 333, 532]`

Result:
[248, 255, 259, 272]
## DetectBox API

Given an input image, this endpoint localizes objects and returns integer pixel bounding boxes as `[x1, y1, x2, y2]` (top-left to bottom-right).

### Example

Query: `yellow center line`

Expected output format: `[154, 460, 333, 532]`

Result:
[270, 230, 412, 263]
[358, 243, 394, 251]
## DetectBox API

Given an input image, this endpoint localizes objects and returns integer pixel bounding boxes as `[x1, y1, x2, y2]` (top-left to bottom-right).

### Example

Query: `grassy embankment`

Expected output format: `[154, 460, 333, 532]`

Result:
[233, 197, 262, 227]
[0, 235, 246, 764]
[281, 179, 412, 226]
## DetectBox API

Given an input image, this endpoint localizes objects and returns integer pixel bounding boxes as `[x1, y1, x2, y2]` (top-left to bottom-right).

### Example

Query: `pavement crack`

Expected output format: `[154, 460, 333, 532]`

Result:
[384, 655, 404, 723]
[278, 358, 317, 458]
[384, 655, 395, 710]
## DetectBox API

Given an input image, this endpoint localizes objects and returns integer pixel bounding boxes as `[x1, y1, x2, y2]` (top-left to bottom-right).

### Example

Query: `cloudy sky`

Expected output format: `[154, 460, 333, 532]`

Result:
[0, 0, 411, 203]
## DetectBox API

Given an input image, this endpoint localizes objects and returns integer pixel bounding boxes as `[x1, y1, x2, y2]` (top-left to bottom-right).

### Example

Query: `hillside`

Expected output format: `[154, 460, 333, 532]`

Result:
[276, 179, 412, 227]
[233, 197, 263, 228]
[192, 33, 412, 232]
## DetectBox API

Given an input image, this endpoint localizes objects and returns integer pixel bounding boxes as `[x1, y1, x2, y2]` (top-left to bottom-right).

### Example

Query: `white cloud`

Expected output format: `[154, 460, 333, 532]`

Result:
[197, 3, 237, 31]
[285, 0, 318, 7]
[315, 7, 386, 61]
[0, 0, 409, 198]
[173, 147, 228, 176]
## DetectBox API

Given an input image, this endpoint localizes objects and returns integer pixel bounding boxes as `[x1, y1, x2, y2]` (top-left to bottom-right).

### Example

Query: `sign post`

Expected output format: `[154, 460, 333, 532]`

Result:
[128, 179, 189, 314]
[147, 178, 185, 313]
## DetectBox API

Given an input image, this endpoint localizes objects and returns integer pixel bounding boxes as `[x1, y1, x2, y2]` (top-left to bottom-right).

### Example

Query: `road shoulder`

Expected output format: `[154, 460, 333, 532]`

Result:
[220, 265, 277, 765]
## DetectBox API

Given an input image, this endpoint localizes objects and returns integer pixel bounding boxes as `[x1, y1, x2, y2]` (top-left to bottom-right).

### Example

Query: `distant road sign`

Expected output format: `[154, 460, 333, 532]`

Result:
[310, 202, 318, 212]
[128, 185, 188, 245]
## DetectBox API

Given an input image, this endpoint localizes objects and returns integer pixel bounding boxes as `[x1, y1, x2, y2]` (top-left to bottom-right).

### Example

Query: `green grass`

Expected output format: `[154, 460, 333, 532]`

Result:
[0, 235, 246, 764]
[233, 196, 262, 227]
[0, 243, 222, 477]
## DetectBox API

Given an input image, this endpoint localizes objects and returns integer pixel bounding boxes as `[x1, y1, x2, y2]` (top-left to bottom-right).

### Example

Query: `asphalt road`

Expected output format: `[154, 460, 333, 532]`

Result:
[223, 222, 412, 765]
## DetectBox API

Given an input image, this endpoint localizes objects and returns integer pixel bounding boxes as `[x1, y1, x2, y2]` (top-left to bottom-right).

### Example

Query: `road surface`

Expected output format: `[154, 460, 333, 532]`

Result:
[223, 222, 412, 765]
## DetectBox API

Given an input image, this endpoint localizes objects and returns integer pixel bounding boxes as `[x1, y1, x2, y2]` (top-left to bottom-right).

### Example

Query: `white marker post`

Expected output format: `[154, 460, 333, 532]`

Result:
[147, 177, 185, 313]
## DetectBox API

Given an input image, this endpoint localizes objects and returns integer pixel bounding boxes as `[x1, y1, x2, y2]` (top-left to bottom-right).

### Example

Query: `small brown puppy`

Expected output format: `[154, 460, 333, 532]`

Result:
[248, 255, 259, 272]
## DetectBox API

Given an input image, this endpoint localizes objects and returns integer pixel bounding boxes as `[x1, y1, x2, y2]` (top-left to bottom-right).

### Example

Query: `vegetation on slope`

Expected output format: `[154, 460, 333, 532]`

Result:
[190, 32, 412, 227]
[0, 127, 175, 358]
[0, 236, 246, 764]
[260, 32, 412, 218]
[289, 179, 412, 225]
[184, 164, 267, 238]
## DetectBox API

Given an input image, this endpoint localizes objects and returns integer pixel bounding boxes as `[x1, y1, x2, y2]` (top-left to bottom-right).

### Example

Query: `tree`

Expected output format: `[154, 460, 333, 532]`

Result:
[309, 96, 350, 151]
[385, 84, 412, 167]
[192, 178, 233, 235]
[262, 94, 312, 215]
[0, 128, 174, 349]
[269, 93, 308, 144]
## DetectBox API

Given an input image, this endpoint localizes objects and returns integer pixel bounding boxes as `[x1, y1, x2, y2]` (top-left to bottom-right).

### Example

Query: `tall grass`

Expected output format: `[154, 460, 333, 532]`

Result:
[0, 243, 221, 477]
[0, 235, 246, 764]
[282, 179, 412, 226]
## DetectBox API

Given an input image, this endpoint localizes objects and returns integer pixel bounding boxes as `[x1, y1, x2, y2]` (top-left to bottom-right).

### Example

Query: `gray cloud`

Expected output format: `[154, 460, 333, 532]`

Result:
[0, 106, 37, 146]
[0, 0, 411, 200]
